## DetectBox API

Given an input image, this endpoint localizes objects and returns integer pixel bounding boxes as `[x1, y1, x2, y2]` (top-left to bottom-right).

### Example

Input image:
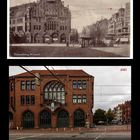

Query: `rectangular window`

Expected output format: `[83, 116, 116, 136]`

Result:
[31, 95, 35, 105]
[12, 27, 15, 31]
[17, 26, 23, 31]
[12, 19, 15, 24]
[17, 18, 23, 23]
[73, 80, 77, 89]
[77, 95, 82, 103]
[26, 81, 30, 90]
[73, 95, 77, 104]
[31, 81, 35, 90]
[21, 95, 25, 105]
[26, 95, 30, 104]
[21, 81, 26, 91]
[82, 95, 87, 103]
[82, 80, 87, 89]
[78, 80, 82, 89]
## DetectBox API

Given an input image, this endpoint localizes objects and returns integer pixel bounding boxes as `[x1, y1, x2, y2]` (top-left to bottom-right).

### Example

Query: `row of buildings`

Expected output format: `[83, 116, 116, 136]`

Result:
[80, 2, 130, 46]
[9, 70, 94, 129]
[107, 2, 130, 43]
[113, 100, 131, 123]
[10, 0, 71, 43]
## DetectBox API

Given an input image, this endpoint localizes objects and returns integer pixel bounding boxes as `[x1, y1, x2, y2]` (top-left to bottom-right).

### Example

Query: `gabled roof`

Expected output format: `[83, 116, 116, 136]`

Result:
[10, 70, 94, 78]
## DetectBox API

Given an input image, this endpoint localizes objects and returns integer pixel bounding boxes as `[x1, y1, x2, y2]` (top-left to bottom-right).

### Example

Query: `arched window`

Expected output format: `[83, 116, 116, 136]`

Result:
[22, 111, 34, 128]
[39, 110, 51, 128]
[57, 110, 69, 128]
[74, 109, 85, 127]
[9, 112, 13, 121]
[44, 81, 65, 104]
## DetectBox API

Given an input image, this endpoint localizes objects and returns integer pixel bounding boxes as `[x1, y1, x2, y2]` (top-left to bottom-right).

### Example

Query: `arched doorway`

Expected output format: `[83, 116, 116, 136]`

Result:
[34, 33, 42, 43]
[74, 109, 85, 127]
[22, 111, 34, 128]
[9, 111, 13, 121]
[52, 33, 58, 43]
[57, 110, 69, 128]
[43, 34, 50, 43]
[39, 110, 51, 128]
[60, 33, 66, 43]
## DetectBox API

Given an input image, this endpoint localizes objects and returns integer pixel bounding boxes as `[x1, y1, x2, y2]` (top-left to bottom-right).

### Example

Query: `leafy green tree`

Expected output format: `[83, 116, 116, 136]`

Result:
[93, 109, 106, 124]
[106, 108, 114, 124]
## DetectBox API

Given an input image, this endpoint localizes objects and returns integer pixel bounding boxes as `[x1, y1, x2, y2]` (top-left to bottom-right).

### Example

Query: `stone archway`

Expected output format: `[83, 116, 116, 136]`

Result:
[74, 109, 85, 127]
[51, 33, 59, 43]
[60, 33, 66, 43]
[57, 110, 69, 128]
[43, 33, 50, 43]
[22, 111, 34, 128]
[39, 110, 51, 128]
[34, 33, 42, 43]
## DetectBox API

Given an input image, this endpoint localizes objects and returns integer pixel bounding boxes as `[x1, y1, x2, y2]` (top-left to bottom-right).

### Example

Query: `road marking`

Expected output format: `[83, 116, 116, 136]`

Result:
[95, 128, 107, 140]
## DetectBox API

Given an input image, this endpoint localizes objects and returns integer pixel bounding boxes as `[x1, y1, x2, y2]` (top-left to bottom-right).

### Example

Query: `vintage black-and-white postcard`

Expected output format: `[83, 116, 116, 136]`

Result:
[8, 0, 133, 59]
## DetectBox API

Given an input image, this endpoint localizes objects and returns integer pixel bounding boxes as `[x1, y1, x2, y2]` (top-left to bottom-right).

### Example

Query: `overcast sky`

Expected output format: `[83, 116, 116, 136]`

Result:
[10, 0, 130, 33]
[9, 66, 131, 113]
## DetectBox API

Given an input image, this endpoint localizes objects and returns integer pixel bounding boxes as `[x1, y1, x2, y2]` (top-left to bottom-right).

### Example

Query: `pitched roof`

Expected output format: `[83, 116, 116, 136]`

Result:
[11, 70, 94, 78]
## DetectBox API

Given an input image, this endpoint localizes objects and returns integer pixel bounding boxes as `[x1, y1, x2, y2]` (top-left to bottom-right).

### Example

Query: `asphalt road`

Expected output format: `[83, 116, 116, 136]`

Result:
[9, 132, 131, 140]
[10, 45, 125, 57]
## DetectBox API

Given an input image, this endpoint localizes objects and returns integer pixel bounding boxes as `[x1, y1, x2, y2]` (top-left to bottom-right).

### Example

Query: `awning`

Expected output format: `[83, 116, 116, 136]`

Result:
[120, 38, 129, 42]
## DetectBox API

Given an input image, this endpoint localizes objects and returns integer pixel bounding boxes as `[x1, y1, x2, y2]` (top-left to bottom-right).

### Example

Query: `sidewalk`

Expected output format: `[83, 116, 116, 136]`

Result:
[9, 125, 131, 133]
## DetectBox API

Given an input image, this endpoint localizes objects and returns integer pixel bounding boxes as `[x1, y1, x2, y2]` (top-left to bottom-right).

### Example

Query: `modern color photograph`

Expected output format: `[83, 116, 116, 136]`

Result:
[9, 66, 131, 140]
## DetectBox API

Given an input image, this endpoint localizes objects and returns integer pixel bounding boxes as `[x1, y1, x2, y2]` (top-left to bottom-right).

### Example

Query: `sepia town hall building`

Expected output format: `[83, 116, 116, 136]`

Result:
[9, 70, 94, 129]
[10, 0, 71, 43]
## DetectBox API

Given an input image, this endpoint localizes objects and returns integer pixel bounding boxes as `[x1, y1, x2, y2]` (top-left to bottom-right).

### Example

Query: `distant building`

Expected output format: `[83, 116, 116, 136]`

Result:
[9, 70, 94, 129]
[122, 101, 131, 123]
[113, 104, 123, 122]
[10, 0, 71, 43]
[113, 100, 131, 123]
[107, 2, 130, 43]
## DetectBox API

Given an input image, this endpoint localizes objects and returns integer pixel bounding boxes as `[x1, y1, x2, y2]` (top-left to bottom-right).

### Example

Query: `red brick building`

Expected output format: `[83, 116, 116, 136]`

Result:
[9, 70, 94, 129]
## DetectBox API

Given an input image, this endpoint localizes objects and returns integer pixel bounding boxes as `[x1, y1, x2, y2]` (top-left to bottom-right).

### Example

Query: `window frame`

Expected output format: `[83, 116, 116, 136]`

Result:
[72, 80, 77, 89]
[21, 81, 26, 91]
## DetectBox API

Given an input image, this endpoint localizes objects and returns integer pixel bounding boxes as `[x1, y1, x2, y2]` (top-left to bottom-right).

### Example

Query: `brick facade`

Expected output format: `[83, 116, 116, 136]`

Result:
[9, 70, 94, 129]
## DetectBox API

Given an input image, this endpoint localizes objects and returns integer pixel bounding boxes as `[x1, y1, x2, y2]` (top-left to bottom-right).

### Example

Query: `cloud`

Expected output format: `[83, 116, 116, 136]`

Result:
[9, 66, 131, 112]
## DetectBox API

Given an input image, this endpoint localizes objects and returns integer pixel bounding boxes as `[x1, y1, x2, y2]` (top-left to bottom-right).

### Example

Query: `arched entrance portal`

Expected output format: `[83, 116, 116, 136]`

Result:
[22, 111, 34, 128]
[52, 33, 58, 43]
[57, 110, 69, 128]
[9, 111, 13, 121]
[60, 33, 66, 43]
[43, 34, 50, 43]
[34, 33, 42, 43]
[39, 110, 51, 128]
[74, 109, 85, 127]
